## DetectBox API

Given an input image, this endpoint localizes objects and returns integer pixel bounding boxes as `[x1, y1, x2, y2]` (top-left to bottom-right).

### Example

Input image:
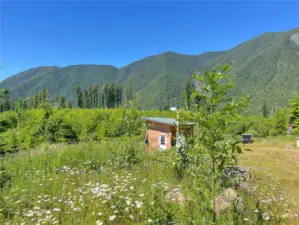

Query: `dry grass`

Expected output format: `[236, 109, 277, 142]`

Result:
[239, 138, 299, 223]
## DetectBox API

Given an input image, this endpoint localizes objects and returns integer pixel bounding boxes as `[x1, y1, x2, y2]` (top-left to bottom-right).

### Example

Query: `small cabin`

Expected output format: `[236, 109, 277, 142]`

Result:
[144, 117, 195, 151]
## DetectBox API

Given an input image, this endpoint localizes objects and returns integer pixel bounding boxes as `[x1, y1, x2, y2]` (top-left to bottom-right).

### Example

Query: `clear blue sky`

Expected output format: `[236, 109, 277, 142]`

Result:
[1, 1, 299, 80]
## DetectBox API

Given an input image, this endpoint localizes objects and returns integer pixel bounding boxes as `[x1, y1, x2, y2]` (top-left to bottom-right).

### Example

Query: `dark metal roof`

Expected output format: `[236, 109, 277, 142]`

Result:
[144, 117, 196, 126]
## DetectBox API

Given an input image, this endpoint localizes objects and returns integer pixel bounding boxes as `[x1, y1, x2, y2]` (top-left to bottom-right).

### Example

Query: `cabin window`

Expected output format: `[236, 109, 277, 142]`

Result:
[160, 136, 165, 145]
[158, 135, 167, 151]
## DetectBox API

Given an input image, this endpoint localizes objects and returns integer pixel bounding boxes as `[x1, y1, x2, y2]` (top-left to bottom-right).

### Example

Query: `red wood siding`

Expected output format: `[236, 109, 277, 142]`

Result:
[145, 121, 174, 151]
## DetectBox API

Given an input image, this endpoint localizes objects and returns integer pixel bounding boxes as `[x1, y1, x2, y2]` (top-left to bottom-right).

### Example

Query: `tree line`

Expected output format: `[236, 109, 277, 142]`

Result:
[0, 82, 135, 113]
[75, 82, 125, 109]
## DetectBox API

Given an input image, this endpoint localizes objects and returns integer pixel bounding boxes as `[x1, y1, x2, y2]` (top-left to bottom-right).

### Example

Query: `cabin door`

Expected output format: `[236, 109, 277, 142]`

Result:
[158, 135, 167, 151]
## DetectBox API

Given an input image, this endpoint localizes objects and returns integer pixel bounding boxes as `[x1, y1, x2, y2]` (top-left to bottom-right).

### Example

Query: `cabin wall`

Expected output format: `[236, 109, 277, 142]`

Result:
[146, 122, 174, 151]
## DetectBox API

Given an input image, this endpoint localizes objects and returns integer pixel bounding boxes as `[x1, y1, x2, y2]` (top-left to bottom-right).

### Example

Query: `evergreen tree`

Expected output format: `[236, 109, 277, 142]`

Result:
[41, 89, 49, 105]
[289, 95, 299, 134]
[38, 90, 43, 106]
[33, 92, 39, 109]
[76, 86, 83, 108]
[93, 83, 99, 108]
[108, 83, 115, 108]
[88, 85, 93, 108]
[118, 84, 123, 106]
[115, 83, 123, 107]
[114, 83, 119, 108]
[184, 79, 192, 111]
[102, 83, 108, 108]
[0, 89, 11, 112]
[273, 108, 288, 135]
[126, 83, 133, 103]
[83, 90, 89, 108]
[262, 100, 269, 118]
[14, 98, 26, 130]
[59, 96, 66, 109]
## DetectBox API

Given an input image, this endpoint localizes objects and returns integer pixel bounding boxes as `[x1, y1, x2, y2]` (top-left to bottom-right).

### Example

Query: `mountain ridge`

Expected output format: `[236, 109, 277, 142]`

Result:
[1, 27, 299, 114]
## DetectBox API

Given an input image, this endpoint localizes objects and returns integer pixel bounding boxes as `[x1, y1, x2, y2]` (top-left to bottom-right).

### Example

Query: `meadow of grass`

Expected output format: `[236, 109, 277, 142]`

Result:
[0, 141, 210, 225]
[239, 136, 299, 224]
[1, 137, 298, 224]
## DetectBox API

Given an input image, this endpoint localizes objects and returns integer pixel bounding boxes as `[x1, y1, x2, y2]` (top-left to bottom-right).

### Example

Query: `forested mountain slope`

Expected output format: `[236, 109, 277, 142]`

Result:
[1, 27, 299, 113]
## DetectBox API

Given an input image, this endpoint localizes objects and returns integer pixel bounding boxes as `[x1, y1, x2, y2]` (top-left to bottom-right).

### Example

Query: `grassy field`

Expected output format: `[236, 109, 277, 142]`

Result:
[1, 137, 299, 224]
[239, 136, 299, 223]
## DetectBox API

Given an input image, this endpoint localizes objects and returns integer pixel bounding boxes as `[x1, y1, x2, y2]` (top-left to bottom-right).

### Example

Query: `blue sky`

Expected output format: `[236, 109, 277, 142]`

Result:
[1, 1, 299, 80]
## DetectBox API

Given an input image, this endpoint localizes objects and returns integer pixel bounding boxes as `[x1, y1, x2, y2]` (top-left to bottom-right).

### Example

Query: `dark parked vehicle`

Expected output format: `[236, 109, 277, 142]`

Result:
[242, 134, 253, 144]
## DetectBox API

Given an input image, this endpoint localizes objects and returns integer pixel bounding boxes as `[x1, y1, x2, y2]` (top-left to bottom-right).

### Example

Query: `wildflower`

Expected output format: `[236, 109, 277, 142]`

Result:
[254, 209, 259, 213]
[130, 186, 134, 190]
[140, 193, 144, 197]
[98, 212, 102, 216]
[262, 212, 270, 221]
[126, 200, 131, 205]
[72, 207, 81, 212]
[129, 214, 134, 220]
[148, 218, 152, 223]
[109, 215, 116, 221]
[136, 201, 143, 208]
[53, 208, 61, 212]
[96, 220, 103, 225]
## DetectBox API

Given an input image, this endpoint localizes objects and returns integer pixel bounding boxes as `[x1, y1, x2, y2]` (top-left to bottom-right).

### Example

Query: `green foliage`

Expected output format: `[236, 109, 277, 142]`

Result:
[43, 115, 77, 143]
[121, 100, 142, 137]
[183, 78, 192, 111]
[289, 94, 299, 135]
[272, 108, 289, 135]
[247, 117, 274, 138]
[189, 63, 248, 222]
[261, 101, 269, 118]
[76, 86, 83, 108]
[0, 89, 11, 113]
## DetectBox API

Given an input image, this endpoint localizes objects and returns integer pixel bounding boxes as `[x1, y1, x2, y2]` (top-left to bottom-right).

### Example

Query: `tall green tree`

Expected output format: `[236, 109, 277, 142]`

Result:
[83, 90, 89, 108]
[59, 96, 66, 109]
[273, 108, 288, 135]
[76, 86, 83, 108]
[41, 89, 49, 104]
[32, 92, 39, 109]
[108, 83, 115, 108]
[14, 98, 26, 130]
[0, 89, 11, 113]
[262, 100, 269, 118]
[184, 78, 192, 111]
[93, 83, 99, 108]
[126, 83, 133, 103]
[88, 85, 93, 108]
[289, 95, 299, 135]
[114, 83, 122, 107]
[101, 83, 108, 108]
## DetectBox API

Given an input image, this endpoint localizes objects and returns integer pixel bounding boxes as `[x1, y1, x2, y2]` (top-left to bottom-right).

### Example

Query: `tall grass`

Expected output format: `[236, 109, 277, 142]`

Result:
[1, 141, 297, 224]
